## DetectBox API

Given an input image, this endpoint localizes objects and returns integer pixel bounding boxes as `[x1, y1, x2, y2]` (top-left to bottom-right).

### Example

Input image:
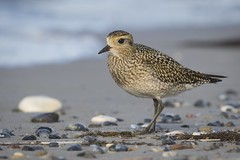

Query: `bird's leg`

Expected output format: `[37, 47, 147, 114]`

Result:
[142, 99, 164, 134]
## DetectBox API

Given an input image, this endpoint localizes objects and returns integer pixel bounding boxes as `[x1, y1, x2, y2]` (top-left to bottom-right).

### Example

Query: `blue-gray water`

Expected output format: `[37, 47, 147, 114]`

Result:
[0, 0, 240, 67]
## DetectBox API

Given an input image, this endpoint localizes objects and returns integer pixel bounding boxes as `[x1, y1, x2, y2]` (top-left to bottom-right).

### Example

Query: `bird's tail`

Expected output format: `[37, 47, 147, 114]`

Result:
[204, 74, 227, 83]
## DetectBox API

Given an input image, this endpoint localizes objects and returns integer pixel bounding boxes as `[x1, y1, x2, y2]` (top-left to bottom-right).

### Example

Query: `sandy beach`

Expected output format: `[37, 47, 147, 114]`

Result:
[0, 27, 240, 160]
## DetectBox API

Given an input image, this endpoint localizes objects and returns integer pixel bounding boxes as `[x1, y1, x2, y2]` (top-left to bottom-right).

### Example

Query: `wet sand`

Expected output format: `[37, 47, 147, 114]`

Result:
[0, 27, 240, 160]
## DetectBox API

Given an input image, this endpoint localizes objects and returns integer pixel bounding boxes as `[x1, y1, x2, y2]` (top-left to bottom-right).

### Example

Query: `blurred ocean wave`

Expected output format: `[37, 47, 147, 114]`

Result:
[0, 0, 240, 67]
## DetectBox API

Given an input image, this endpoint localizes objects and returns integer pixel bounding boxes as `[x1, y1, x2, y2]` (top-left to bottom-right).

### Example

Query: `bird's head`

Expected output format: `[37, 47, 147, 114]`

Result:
[98, 30, 134, 57]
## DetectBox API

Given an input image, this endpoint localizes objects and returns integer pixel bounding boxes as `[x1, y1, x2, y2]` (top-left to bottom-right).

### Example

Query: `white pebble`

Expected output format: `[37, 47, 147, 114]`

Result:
[18, 96, 62, 113]
[220, 104, 239, 113]
[165, 130, 185, 136]
[192, 132, 207, 136]
[91, 115, 117, 124]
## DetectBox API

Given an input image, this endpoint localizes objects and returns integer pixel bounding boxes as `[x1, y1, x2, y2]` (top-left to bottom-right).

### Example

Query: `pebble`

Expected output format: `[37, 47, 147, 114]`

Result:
[180, 124, 190, 128]
[0, 129, 14, 138]
[31, 113, 59, 123]
[161, 138, 176, 145]
[207, 121, 224, 127]
[220, 102, 240, 113]
[226, 121, 235, 127]
[103, 121, 118, 126]
[199, 126, 212, 133]
[91, 115, 118, 124]
[162, 151, 177, 157]
[50, 156, 66, 160]
[108, 144, 128, 152]
[22, 135, 37, 140]
[0, 156, 8, 159]
[0, 146, 2, 150]
[36, 150, 48, 157]
[159, 114, 182, 123]
[11, 152, 25, 159]
[82, 136, 97, 145]
[49, 142, 59, 147]
[170, 143, 194, 150]
[22, 146, 44, 151]
[77, 150, 96, 158]
[151, 146, 168, 152]
[194, 99, 211, 107]
[165, 130, 185, 136]
[90, 144, 106, 154]
[67, 144, 82, 151]
[49, 134, 61, 139]
[144, 118, 152, 123]
[18, 95, 62, 113]
[64, 123, 89, 131]
[35, 126, 52, 137]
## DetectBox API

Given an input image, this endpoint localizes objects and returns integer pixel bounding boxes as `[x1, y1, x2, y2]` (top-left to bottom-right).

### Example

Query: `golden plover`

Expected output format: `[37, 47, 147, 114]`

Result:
[98, 30, 226, 133]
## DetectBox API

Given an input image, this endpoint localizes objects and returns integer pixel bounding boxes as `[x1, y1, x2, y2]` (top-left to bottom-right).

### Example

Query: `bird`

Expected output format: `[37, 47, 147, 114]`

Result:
[98, 30, 226, 134]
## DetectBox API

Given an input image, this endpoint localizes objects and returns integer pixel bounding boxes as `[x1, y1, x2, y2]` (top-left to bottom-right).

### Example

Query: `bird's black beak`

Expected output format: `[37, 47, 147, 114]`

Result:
[98, 45, 111, 54]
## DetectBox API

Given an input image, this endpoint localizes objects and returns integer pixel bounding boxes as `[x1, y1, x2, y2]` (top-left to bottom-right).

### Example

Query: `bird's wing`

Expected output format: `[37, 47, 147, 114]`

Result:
[135, 44, 222, 84]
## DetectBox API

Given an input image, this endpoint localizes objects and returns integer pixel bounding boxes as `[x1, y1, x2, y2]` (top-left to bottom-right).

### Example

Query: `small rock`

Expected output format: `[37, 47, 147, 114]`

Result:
[82, 136, 97, 145]
[67, 144, 82, 151]
[22, 146, 44, 151]
[226, 121, 235, 127]
[90, 144, 106, 154]
[35, 126, 52, 137]
[151, 146, 168, 152]
[103, 121, 118, 126]
[0, 156, 8, 159]
[11, 152, 25, 159]
[162, 151, 177, 157]
[159, 114, 182, 123]
[49, 142, 59, 147]
[0, 129, 14, 138]
[220, 102, 240, 113]
[204, 142, 224, 151]
[180, 124, 190, 128]
[64, 124, 89, 131]
[170, 143, 193, 150]
[91, 115, 118, 124]
[163, 100, 175, 107]
[161, 138, 176, 145]
[49, 134, 61, 139]
[18, 95, 62, 113]
[22, 135, 37, 140]
[194, 99, 211, 107]
[165, 130, 185, 136]
[220, 112, 229, 119]
[31, 113, 59, 123]
[143, 118, 152, 123]
[77, 150, 96, 158]
[207, 121, 224, 127]
[218, 89, 238, 101]
[108, 144, 128, 152]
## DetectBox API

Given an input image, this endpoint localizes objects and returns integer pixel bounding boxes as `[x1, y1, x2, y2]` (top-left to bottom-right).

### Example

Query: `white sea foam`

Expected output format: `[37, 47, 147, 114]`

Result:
[0, 0, 240, 67]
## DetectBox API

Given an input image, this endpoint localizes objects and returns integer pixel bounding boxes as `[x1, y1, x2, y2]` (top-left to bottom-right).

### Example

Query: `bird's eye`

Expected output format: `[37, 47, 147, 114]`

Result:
[118, 38, 125, 44]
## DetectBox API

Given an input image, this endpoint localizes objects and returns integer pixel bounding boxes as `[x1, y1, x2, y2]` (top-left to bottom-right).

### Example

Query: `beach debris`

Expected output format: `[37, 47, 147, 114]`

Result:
[159, 113, 182, 123]
[77, 150, 97, 158]
[11, 152, 25, 159]
[165, 130, 185, 136]
[31, 113, 59, 123]
[207, 121, 224, 127]
[220, 102, 240, 113]
[67, 144, 82, 151]
[22, 135, 37, 140]
[0, 129, 14, 138]
[194, 99, 211, 107]
[90, 144, 106, 154]
[22, 146, 44, 151]
[49, 142, 59, 147]
[107, 143, 129, 152]
[64, 123, 89, 131]
[91, 115, 118, 124]
[18, 95, 62, 113]
[35, 126, 53, 138]
[218, 89, 238, 101]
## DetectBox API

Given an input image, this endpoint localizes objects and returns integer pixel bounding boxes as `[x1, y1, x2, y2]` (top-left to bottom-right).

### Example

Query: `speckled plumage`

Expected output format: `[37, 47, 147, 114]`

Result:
[98, 30, 226, 133]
